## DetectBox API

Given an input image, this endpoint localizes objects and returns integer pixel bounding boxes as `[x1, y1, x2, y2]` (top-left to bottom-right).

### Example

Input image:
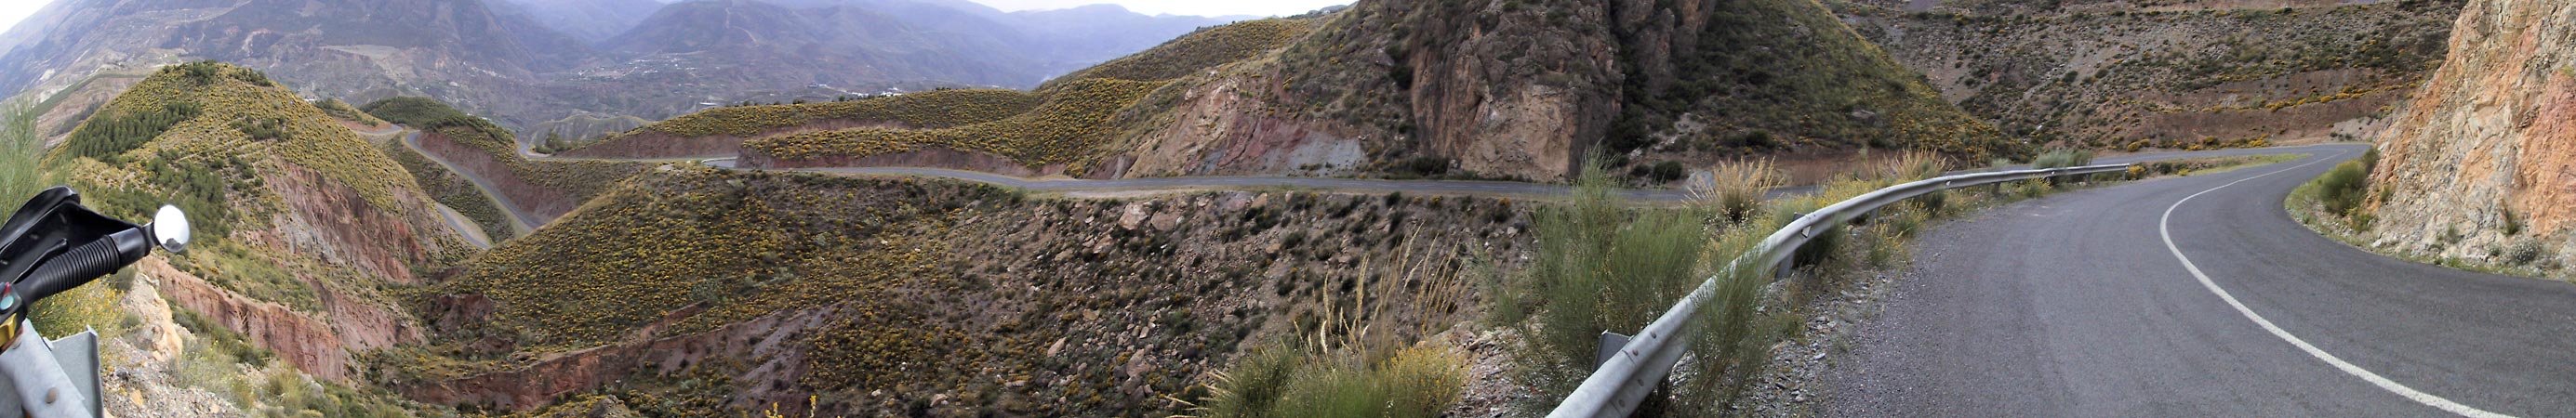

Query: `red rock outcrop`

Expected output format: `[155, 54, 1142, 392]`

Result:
[398, 304, 836, 411]
[2372, 0, 2576, 255]
[143, 256, 422, 383]
[268, 162, 452, 283]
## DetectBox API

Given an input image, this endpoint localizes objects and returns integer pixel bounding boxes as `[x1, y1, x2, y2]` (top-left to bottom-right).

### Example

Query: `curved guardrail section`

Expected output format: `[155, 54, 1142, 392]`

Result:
[1548, 163, 2136, 418]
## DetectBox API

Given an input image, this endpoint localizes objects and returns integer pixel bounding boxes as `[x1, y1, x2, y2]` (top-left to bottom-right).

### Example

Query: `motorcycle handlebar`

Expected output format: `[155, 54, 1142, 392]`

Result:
[12, 229, 147, 305]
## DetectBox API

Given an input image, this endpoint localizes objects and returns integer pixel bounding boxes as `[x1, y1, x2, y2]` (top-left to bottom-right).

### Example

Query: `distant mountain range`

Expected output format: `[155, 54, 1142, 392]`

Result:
[0, 0, 1257, 143]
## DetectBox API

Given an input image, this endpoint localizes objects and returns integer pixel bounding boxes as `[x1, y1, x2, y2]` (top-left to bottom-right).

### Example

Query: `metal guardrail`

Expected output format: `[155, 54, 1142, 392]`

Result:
[1547, 163, 2136, 418]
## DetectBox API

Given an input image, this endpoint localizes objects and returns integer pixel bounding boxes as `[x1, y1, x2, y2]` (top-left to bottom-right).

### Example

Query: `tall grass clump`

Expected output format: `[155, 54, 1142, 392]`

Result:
[1697, 159, 1783, 223]
[1872, 150, 1949, 182]
[1199, 325, 1468, 418]
[1197, 228, 1472, 418]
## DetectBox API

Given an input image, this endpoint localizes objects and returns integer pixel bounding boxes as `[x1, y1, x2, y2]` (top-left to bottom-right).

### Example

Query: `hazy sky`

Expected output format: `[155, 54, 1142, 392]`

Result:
[963, 0, 1350, 17]
[0, 1, 43, 34]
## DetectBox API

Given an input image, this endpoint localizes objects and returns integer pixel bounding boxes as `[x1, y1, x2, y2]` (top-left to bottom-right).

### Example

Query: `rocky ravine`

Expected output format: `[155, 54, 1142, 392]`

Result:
[2370, 0, 2576, 262]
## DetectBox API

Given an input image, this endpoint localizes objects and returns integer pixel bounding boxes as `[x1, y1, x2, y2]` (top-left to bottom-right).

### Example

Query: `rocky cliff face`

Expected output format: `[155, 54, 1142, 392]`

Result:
[2371, 0, 2576, 256]
[1838, 0, 2459, 150]
[1114, 0, 2012, 182]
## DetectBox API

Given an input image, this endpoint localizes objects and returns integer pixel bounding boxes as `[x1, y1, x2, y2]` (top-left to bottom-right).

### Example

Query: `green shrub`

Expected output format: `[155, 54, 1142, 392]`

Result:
[1634, 161, 1689, 184]
[2030, 149, 2093, 169]
[2503, 240, 2548, 267]
[1508, 160, 1709, 398]
[60, 100, 201, 164]
[1, 100, 41, 206]
[232, 116, 292, 141]
[2316, 161, 2369, 216]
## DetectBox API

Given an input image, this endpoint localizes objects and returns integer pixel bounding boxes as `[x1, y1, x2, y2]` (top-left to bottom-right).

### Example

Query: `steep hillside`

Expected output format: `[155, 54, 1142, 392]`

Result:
[376, 167, 1516, 414]
[739, 79, 1164, 176]
[630, 0, 2014, 183]
[1111, 0, 2017, 181]
[0, 0, 1251, 148]
[47, 61, 473, 386]
[598, 17, 1311, 166]
[364, 98, 652, 225]
[2369, 0, 2576, 263]
[562, 89, 1042, 159]
[526, 113, 653, 154]
[1834, 0, 2462, 150]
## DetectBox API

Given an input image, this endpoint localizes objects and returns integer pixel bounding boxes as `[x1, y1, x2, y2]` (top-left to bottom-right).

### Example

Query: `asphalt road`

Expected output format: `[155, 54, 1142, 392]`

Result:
[1820, 143, 2576, 416]
[400, 131, 544, 232]
[707, 144, 2358, 202]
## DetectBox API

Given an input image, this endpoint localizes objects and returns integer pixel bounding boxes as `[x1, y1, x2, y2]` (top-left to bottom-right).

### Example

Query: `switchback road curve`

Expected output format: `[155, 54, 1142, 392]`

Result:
[1822, 143, 2575, 416]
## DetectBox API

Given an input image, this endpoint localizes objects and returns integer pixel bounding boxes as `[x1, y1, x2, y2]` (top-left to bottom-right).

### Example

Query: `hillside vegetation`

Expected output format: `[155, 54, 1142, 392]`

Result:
[380, 139, 519, 241]
[741, 79, 1165, 172]
[360, 97, 477, 127]
[384, 167, 1520, 415]
[656, 1, 2014, 183]
[53, 62, 441, 240]
[612, 17, 1322, 169]
[575, 88, 1042, 150]
[40, 60, 471, 415]
[365, 97, 649, 224]
[1832, 0, 2461, 150]
[316, 98, 390, 126]
[1101, 0, 2019, 182]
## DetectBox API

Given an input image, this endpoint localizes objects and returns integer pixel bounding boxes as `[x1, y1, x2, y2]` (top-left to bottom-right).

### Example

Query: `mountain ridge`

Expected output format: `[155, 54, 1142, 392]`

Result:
[0, 0, 1249, 148]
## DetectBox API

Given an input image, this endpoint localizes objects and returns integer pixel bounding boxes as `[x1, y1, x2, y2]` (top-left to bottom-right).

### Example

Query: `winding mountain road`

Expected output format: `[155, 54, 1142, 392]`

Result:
[704, 144, 2355, 202]
[427, 136, 2350, 244]
[1821, 143, 2576, 416]
[398, 131, 544, 233]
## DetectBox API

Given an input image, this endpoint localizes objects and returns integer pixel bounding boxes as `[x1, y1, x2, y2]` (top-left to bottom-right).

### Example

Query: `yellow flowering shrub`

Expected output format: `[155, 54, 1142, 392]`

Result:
[743, 79, 1167, 167]
[623, 89, 1041, 139]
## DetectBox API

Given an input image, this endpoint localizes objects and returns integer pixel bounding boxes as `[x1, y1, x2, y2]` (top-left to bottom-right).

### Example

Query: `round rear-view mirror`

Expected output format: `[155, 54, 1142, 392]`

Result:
[152, 205, 190, 254]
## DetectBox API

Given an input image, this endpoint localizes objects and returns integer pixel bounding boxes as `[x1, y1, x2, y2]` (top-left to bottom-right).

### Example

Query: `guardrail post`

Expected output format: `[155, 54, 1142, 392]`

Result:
[1596, 332, 1630, 370]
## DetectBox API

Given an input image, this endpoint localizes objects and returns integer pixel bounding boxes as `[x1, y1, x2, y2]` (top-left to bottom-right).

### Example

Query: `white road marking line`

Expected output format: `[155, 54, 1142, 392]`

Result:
[2158, 150, 2510, 418]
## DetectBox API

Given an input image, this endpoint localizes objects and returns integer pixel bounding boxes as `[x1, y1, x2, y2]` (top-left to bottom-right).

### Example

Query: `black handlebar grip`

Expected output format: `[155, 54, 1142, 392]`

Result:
[15, 229, 149, 304]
